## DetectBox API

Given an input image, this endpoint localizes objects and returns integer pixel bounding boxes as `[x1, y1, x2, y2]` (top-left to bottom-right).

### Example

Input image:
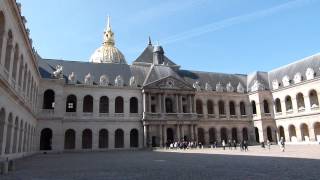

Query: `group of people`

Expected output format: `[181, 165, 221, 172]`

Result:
[165, 139, 249, 151]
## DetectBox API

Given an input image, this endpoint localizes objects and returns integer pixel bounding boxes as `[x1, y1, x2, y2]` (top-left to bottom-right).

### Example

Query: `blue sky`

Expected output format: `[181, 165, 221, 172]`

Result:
[19, 0, 320, 74]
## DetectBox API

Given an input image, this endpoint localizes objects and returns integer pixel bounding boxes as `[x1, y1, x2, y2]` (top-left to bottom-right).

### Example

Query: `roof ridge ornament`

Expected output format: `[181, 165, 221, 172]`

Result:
[103, 15, 115, 46]
[148, 36, 152, 46]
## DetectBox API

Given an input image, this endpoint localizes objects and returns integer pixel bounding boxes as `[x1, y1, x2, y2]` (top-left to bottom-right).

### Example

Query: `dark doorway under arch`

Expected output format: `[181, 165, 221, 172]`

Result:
[40, 128, 52, 150]
[166, 128, 174, 143]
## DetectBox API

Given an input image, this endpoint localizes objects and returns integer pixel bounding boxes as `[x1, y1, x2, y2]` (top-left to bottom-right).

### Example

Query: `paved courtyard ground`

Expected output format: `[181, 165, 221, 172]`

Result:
[1, 145, 320, 180]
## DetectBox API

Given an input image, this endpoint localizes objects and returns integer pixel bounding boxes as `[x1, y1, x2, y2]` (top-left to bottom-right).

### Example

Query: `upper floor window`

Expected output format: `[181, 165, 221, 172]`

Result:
[251, 101, 257, 114]
[275, 98, 282, 113]
[43, 89, 55, 109]
[218, 100, 225, 115]
[83, 95, 93, 112]
[165, 98, 174, 113]
[263, 100, 270, 114]
[240, 101, 246, 115]
[115, 96, 124, 113]
[130, 97, 138, 113]
[229, 101, 235, 115]
[207, 100, 214, 114]
[196, 99, 203, 114]
[66, 95, 77, 112]
[99, 96, 109, 113]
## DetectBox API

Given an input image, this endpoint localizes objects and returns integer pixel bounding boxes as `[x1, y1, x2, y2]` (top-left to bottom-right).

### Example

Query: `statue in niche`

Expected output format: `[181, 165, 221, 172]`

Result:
[272, 80, 279, 90]
[115, 75, 124, 87]
[68, 72, 76, 84]
[237, 82, 244, 93]
[193, 81, 201, 91]
[100, 75, 109, 86]
[306, 68, 314, 80]
[84, 73, 93, 85]
[52, 64, 63, 79]
[282, 75, 290, 87]
[130, 76, 137, 87]
[226, 82, 234, 92]
[293, 72, 302, 84]
[205, 82, 212, 91]
[216, 82, 223, 92]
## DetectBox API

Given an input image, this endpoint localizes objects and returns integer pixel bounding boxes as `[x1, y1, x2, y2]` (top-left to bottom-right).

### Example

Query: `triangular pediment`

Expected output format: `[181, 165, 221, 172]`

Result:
[143, 76, 194, 90]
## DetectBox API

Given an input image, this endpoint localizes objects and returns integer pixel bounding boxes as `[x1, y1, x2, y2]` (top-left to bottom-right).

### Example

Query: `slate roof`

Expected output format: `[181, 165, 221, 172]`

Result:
[133, 45, 177, 66]
[38, 43, 320, 92]
[178, 70, 248, 92]
[268, 53, 320, 88]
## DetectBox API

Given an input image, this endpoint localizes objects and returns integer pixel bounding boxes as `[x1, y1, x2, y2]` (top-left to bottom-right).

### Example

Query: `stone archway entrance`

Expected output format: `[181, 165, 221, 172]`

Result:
[289, 125, 297, 142]
[40, 128, 52, 150]
[166, 128, 174, 143]
[64, 129, 75, 150]
[267, 127, 273, 142]
[254, 127, 259, 143]
[82, 129, 92, 149]
[130, 129, 139, 148]
[115, 129, 124, 148]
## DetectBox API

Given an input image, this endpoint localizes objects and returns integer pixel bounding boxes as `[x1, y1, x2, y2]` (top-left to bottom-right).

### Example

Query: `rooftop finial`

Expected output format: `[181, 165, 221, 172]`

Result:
[148, 36, 152, 45]
[107, 15, 111, 31]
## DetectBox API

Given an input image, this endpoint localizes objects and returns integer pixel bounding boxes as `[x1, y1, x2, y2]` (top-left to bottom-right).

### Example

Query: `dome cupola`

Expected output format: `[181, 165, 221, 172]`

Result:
[90, 16, 127, 64]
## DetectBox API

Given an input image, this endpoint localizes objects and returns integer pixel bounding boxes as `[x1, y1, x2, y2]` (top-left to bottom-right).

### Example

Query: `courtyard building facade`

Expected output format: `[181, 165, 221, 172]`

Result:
[0, 0, 320, 159]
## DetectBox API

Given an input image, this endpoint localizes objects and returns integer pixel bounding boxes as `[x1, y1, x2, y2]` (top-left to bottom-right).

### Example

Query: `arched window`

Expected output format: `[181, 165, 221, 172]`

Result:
[115, 96, 124, 113]
[22, 63, 27, 92]
[231, 128, 238, 142]
[43, 89, 55, 109]
[115, 129, 124, 148]
[0, 12, 5, 64]
[165, 98, 174, 113]
[130, 97, 138, 113]
[83, 95, 93, 112]
[267, 126, 273, 141]
[64, 129, 75, 150]
[99, 129, 108, 148]
[229, 101, 235, 115]
[309, 90, 319, 108]
[296, 93, 305, 109]
[40, 128, 52, 150]
[285, 96, 293, 111]
[18, 56, 24, 87]
[263, 100, 270, 113]
[66, 94, 77, 112]
[197, 128, 205, 144]
[242, 128, 248, 141]
[207, 100, 214, 114]
[11, 44, 19, 80]
[240, 101, 246, 115]
[275, 98, 282, 113]
[99, 96, 109, 113]
[218, 100, 225, 115]
[130, 129, 139, 148]
[82, 129, 92, 149]
[279, 126, 285, 140]
[4, 30, 13, 72]
[196, 99, 203, 114]
[209, 128, 216, 143]
[220, 127, 227, 142]
[251, 101, 257, 114]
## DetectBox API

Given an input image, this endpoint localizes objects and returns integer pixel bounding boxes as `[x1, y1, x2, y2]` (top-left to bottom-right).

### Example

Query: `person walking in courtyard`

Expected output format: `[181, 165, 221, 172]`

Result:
[228, 139, 232, 150]
[240, 140, 244, 151]
[222, 140, 226, 150]
[280, 137, 285, 152]
[233, 140, 237, 150]
[243, 140, 248, 151]
[267, 140, 271, 150]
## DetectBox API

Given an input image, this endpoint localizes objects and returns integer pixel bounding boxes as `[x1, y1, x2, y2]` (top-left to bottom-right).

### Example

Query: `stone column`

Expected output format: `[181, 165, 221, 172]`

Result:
[295, 127, 302, 142]
[158, 94, 162, 113]
[92, 129, 99, 150]
[192, 96, 196, 113]
[309, 127, 316, 141]
[77, 98, 83, 116]
[180, 125, 185, 141]
[143, 92, 147, 113]
[203, 100, 208, 119]
[15, 124, 21, 153]
[0, 32, 7, 66]
[204, 129, 209, 145]
[143, 125, 148, 147]
[304, 95, 311, 112]
[216, 128, 221, 143]
[292, 97, 298, 113]
[0, 122, 8, 155]
[148, 93, 152, 113]
[225, 101, 230, 119]
[109, 130, 114, 149]
[163, 125, 167, 144]
[194, 125, 198, 142]
[76, 129, 82, 150]
[284, 129, 290, 142]
[162, 94, 166, 113]
[175, 94, 179, 113]
[93, 98, 99, 117]
[176, 124, 180, 141]
[235, 104, 241, 119]
[190, 124, 194, 141]
[214, 102, 219, 118]
[237, 128, 242, 142]
[179, 95, 183, 113]
[187, 95, 191, 113]
[159, 125, 163, 147]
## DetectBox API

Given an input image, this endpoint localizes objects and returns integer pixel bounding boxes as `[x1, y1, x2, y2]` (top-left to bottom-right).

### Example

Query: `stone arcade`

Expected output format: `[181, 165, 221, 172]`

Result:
[1, 0, 320, 160]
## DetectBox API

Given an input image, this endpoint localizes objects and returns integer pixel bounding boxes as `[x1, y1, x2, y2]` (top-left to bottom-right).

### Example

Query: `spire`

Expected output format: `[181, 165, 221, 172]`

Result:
[107, 15, 111, 31]
[148, 36, 152, 45]
[103, 15, 115, 46]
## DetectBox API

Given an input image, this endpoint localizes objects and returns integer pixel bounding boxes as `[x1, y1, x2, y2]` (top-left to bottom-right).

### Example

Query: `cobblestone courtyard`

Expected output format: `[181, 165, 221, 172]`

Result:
[2, 145, 320, 180]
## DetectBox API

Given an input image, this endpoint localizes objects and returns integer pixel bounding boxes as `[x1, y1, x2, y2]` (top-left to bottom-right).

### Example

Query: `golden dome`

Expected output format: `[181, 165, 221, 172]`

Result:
[90, 16, 127, 64]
